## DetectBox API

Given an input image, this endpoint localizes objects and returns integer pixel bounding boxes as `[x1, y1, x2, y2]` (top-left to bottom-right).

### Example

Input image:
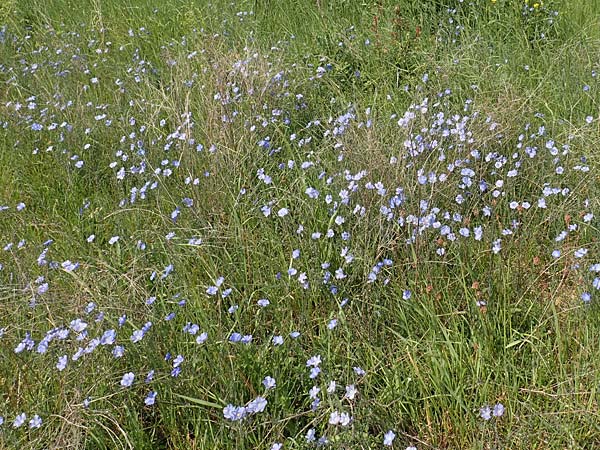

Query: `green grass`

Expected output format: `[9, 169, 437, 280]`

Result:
[0, 0, 599, 448]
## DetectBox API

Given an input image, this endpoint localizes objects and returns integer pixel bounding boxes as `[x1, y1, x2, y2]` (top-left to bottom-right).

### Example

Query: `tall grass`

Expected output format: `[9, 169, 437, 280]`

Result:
[0, 0, 599, 448]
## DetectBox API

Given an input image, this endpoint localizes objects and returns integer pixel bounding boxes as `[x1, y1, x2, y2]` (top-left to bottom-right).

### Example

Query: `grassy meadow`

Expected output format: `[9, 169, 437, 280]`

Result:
[1, 0, 600, 448]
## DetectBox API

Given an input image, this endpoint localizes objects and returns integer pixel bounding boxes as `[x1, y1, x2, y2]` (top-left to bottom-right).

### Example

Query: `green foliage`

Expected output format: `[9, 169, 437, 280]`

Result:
[0, 0, 599, 449]
[0, 0, 16, 22]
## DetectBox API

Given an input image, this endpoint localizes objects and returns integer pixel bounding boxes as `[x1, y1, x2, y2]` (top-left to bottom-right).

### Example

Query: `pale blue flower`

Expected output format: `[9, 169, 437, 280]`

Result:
[263, 376, 276, 389]
[223, 404, 246, 421]
[480, 405, 491, 420]
[383, 430, 396, 446]
[206, 286, 218, 295]
[493, 403, 505, 417]
[13, 413, 26, 428]
[246, 396, 267, 414]
[173, 354, 184, 368]
[29, 415, 42, 429]
[492, 239, 502, 254]
[307, 355, 321, 367]
[353, 366, 366, 376]
[121, 372, 135, 387]
[144, 391, 157, 406]
[130, 330, 144, 343]
[345, 384, 357, 400]
[57, 355, 68, 371]
[145, 370, 155, 383]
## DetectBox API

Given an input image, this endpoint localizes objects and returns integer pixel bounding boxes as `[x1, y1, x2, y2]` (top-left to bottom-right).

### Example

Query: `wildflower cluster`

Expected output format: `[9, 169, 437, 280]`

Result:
[0, 1, 598, 448]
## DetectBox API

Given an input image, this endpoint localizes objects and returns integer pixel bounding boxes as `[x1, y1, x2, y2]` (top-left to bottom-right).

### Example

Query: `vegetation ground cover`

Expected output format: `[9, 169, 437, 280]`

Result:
[1, 0, 600, 448]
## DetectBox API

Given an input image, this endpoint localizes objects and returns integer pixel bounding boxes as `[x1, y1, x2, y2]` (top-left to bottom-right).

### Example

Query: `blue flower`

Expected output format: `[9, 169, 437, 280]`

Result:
[145, 370, 155, 383]
[246, 396, 267, 414]
[383, 430, 395, 446]
[492, 239, 502, 254]
[121, 372, 135, 387]
[100, 329, 116, 345]
[112, 345, 125, 358]
[223, 404, 246, 421]
[130, 330, 144, 343]
[263, 376, 276, 389]
[307, 355, 321, 367]
[329, 410, 351, 426]
[480, 405, 491, 420]
[13, 413, 26, 428]
[70, 319, 87, 332]
[196, 332, 208, 344]
[206, 286, 218, 296]
[173, 354, 184, 368]
[309, 367, 321, 379]
[61, 260, 79, 272]
[56, 355, 68, 371]
[493, 403, 505, 417]
[29, 415, 42, 429]
[145, 391, 157, 406]
[161, 264, 174, 278]
[344, 384, 357, 400]
[353, 366, 366, 376]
